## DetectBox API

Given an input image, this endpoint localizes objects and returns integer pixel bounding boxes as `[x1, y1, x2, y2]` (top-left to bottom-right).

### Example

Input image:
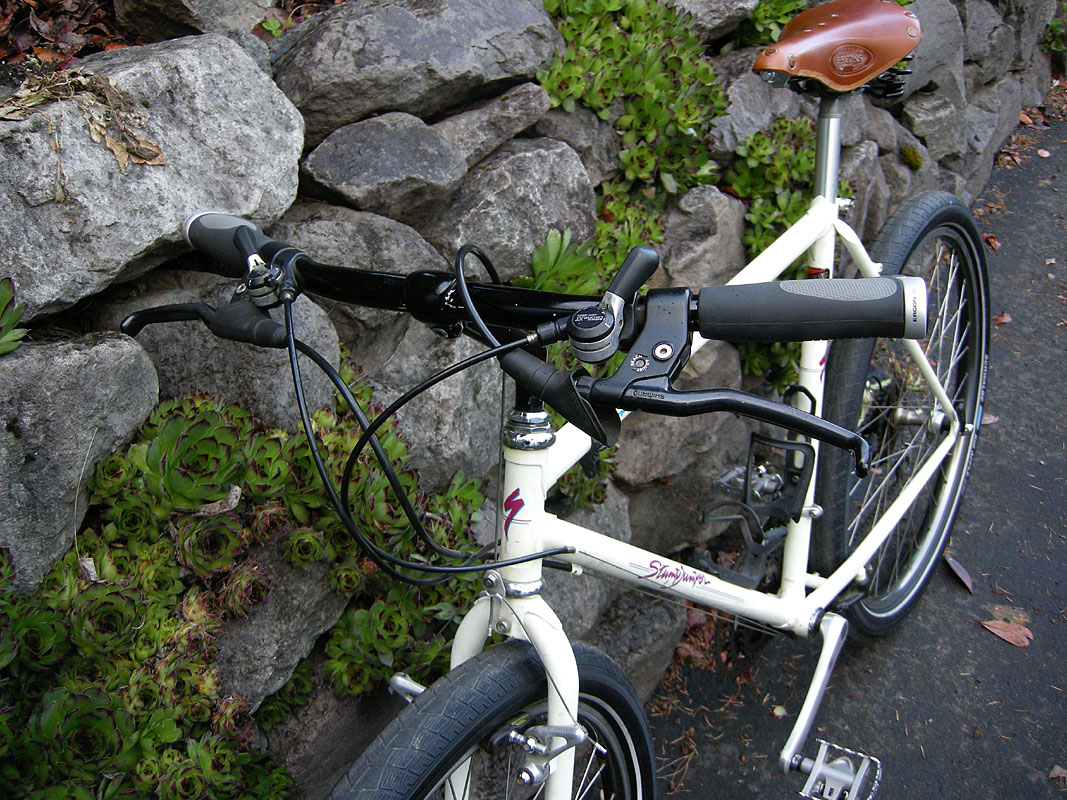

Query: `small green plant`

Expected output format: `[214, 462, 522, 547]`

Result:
[515, 229, 601, 295]
[899, 144, 923, 171]
[0, 277, 28, 356]
[729, 0, 810, 48]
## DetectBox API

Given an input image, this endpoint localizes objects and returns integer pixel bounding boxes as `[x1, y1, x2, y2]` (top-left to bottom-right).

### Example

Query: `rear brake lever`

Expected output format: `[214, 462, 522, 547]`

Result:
[120, 302, 216, 336]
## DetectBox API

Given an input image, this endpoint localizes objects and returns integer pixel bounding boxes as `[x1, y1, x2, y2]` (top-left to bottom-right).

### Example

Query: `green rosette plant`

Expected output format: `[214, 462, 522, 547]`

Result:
[243, 431, 290, 503]
[129, 411, 246, 512]
[173, 514, 250, 578]
[218, 560, 271, 618]
[0, 277, 27, 356]
[67, 585, 143, 659]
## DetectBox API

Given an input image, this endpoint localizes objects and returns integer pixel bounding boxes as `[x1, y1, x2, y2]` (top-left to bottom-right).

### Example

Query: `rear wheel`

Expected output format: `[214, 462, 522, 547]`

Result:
[814, 191, 990, 638]
[328, 640, 658, 800]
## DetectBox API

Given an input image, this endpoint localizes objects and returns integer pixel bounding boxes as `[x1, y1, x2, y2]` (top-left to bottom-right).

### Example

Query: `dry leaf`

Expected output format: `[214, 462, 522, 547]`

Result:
[993, 312, 1012, 326]
[1046, 258, 1057, 265]
[978, 619, 1033, 647]
[1038, 149, 1051, 158]
[193, 485, 242, 517]
[983, 413, 999, 425]
[1020, 111, 1033, 125]
[981, 233, 1001, 253]
[1050, 766, 1067, 780]
[943, 552, 974, 593]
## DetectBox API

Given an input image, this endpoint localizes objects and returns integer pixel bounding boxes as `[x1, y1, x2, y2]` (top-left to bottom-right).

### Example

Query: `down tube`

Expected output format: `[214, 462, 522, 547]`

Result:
[540, 516, 800, 631]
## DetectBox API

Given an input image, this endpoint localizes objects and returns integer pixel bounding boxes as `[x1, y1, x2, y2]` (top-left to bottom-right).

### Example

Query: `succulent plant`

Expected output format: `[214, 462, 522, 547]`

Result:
[12, 602, 70, 671]
[29, 686, 138, 781]
[218, 560, 270, 619]
[0, 276, 27, 356]
[250, 499, 291, 544]
[173, 514, 250, 578]
[255, 660, 314, 731]
[243, 431, 290, 503]
[284, 527, 327, 568]
[211, 695, 254, 745]
[328, 559, 365, 595]
[100, 493, 166, 546]
[68, 585, 143, 659]
[178, 586, 220, 629]
[129, 410, 247, 512]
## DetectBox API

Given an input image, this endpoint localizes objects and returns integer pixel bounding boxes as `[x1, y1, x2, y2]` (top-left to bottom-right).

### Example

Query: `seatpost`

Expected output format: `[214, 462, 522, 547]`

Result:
[813, 94, 843, 204]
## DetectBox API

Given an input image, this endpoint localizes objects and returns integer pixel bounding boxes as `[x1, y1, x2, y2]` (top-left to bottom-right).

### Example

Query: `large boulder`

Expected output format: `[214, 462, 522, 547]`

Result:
[418, 138, 596, 282]
[1, 35, 302, 321]
[272, 0, 562, 147]
[90, 270, 339, 431]
[660, 185, 747, 290]
[668, 0, 761, 41]
[301, 113, 468, 227]
[901, 0, 966, 108]
[113, 0, 264, 40]
[957, 0, 1018, 89]
[434, 82, 554, 169]
[268, 202, 451, 375]
[534, 105, 622, 186]
[213, 539, 351, 710]
[0, 335, 158, 592]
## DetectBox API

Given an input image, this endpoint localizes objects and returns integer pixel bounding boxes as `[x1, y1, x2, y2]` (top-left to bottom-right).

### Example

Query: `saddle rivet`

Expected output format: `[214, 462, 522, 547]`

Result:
[788, 54, 796, 68]
[765, 47, 777, 55]
[906, 26, 918, 37]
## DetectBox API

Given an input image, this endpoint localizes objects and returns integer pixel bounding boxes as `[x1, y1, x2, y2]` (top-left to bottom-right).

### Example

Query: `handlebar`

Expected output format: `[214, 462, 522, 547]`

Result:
[129, 210, 929, 475]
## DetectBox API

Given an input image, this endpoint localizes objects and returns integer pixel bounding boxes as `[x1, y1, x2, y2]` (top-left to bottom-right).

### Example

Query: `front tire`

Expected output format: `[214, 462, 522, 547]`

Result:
[814, 191, 990, 638]
[328, 640, 658, 800]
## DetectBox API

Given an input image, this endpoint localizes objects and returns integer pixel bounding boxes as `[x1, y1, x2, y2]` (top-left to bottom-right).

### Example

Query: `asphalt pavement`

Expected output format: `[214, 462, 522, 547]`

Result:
[647, 114, 1067, 799]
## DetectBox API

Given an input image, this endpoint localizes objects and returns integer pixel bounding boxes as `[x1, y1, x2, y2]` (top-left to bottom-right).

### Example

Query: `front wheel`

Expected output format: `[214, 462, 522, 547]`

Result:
[328, 640, 658, 800]
[814, 191, 990, 639]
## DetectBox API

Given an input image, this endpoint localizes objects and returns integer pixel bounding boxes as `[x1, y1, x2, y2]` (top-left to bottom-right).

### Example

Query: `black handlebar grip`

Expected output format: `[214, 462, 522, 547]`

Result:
[696, 276, 927, 342]
[184, 211, 279, 271]
[605, 245, 660, 302]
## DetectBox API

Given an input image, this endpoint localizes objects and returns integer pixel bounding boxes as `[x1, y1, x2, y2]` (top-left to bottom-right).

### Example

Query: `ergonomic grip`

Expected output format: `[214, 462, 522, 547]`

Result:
[696, 276, 927, 342]
[184, 211, 280, 270]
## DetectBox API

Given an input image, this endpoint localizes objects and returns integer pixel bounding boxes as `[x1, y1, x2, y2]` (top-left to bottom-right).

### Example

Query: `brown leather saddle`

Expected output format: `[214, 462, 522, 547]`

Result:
[751, 0, 921, 93]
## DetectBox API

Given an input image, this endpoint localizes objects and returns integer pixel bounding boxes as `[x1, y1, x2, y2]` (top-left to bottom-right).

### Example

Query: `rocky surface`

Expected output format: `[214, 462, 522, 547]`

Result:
[0, 335, 158, 592]
[1, 35, 302, 321]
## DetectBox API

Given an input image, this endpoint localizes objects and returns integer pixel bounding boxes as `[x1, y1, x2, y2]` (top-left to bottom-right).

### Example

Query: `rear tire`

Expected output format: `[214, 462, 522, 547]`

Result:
[328, 640, 658, 800]
[814, 191, 990, 638]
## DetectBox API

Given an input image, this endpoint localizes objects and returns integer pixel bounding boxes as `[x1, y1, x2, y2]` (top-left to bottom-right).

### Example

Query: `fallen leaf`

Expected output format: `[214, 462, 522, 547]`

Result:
[1020, 111, 1033, 125]
[943, 552, 974, 593]
[978, 619, 1033, 647]
[1051, 765, 1067, 780]
[193, 485, 242, 516]
[981, 233, 1001, 253]
[771, 705, 787, 719]
[1038, 149, 1051, 158]
[983, 413, 999, 425]
[1047, 258, 1057, 265]
[993, 312, 1012, 326]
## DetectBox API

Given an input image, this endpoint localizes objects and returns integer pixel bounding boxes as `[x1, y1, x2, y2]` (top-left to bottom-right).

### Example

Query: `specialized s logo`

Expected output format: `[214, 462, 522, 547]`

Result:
[503, 489, 525, 536]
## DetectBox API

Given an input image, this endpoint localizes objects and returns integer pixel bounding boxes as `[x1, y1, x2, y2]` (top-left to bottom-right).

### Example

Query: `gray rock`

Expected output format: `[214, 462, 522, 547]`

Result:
[266, 657, 403, 800]
[213, 539, 350, 710]
[269, 202, 450, 374]
[544, 483, 632, 641]
[434, 83, 553, 169]
[534, 105, 622, 186]
[902, 0, 966, 108]
[707, 49, 813, 159]
[0, 334, 157, 592]
[957, 0, 1016, 88]
[996, 0, 1057, 70]
[587, 590, 687, 701]
[114, 0, 264, 39]
[302, 113, 468, 227]
[902, 91, 965, 162]
[668, 0, 760, 40]
[961, 75, 1021, 197]
[369, 322, 501, 492]
[419, 138, 596, 282]
[839, 93, 869, 150]
[661, 185, 747, 290]
[840, 140, 889, 243]
[2, 35, 302, 321]
[273, 0, 562, 147]
[863, 104, 900, 155]
[90, 270, 338, 431]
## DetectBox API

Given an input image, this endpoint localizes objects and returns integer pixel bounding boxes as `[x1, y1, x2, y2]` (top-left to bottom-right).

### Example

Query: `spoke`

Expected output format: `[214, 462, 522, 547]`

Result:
[574, 764, 607, 800]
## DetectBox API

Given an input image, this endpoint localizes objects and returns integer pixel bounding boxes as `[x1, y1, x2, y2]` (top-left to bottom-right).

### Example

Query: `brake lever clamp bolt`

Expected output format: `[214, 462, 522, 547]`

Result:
[653, 342, 674, 361]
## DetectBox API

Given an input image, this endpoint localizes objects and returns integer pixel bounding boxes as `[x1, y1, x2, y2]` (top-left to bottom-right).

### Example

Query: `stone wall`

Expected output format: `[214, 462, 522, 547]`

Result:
[0, 0, 1056, 796]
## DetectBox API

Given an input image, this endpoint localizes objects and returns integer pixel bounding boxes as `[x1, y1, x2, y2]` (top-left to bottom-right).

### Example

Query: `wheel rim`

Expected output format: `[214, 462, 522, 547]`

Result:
[428, 694, 642, 800]
[848, 224, 986, 619]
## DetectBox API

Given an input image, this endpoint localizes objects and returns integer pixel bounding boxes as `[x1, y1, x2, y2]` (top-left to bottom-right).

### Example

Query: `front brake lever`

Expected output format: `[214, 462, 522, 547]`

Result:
[120, 302, 216, 336]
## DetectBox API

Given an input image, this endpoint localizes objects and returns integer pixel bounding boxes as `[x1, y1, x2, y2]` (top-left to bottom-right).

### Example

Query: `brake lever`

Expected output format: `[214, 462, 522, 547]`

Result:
[120, 294, 288, 349]
[120, 302, 216, 336]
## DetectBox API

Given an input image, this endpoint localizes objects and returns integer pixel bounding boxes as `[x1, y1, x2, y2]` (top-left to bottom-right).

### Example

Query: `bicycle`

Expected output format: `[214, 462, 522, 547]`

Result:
[121, 1, 989, 798]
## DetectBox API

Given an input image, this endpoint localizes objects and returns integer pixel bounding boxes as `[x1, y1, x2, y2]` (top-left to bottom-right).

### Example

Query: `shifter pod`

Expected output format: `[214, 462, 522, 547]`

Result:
[568, 305, 617, 363]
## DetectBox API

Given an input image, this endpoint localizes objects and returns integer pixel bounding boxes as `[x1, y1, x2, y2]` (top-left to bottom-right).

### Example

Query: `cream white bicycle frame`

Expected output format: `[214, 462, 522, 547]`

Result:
[447, 96, 961, 800]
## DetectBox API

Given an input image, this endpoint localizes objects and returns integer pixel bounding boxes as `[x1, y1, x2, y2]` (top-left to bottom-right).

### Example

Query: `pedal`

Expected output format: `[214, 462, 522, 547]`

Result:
[797, 739, 882, 800]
